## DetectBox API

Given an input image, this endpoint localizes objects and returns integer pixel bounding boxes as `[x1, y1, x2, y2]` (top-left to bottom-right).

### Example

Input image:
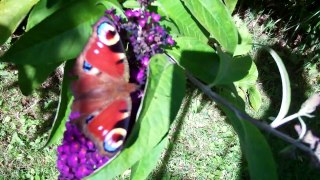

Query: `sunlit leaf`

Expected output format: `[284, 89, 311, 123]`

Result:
[248, 86, 262, 111]
[99, 0, 126, 18]
[0, 0, 105, 64]
[212, 49, 252, 86]
[233, 15, 252, 56]
[122, 0, 140, 9]
[234, 59, 258, 89]
[157, 0, 208, 42]
[223, 0, 238, 13]
[183, 0, 238, 53]
[0, 0, 39, 45]
[131, 136, 168, 179]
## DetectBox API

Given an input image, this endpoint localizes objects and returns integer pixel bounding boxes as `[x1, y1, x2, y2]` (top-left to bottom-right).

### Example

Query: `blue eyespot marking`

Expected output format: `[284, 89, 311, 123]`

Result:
[83, 61, 92, 72]
[103, 128, 126, 153]
[104, 141, 118, 153]
[97, 22, 108, 36]
[85, 115, 94, 124]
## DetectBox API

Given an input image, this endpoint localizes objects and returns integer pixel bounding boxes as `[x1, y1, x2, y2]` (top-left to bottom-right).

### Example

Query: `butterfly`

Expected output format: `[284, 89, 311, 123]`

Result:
[70, 17, 136, 158]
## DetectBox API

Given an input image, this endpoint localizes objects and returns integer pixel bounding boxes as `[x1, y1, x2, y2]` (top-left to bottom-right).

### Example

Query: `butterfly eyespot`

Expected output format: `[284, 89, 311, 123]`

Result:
[103, 128, 127, 153]
[97, 21, 120, 46]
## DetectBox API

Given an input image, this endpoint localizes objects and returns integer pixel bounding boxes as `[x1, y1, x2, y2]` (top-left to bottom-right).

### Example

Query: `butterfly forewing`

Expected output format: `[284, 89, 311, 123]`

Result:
[71, 17, 135, 157]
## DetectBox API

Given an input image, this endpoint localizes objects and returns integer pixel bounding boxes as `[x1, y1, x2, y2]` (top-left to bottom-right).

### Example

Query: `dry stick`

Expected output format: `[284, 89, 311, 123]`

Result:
[186, 71, 317, 158]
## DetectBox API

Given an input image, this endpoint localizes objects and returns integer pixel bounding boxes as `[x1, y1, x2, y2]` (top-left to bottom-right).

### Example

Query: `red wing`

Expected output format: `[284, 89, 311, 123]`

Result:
[84, 35, 128, 80]
[77, 17, 129, 81]
[78, 98, 131, 157]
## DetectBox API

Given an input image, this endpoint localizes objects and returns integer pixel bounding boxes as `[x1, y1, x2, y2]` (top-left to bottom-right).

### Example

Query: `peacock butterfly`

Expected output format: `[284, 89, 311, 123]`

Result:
[70, 17, 136, 158]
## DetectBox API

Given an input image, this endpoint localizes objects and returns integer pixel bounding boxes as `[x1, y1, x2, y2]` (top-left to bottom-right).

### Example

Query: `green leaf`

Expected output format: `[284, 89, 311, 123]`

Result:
[223, 0, 238, 13]
[122, 0, 140, 9]
[212, 49, 252, 86]
[182, 0, 238, 53]
[219, 86, 277, 180]
[87, 54, 186, 179]
[234, 61, 260, 110]
[242, 120, 277, 180]
[248, 86, 262, 111]
[159, 20, 181, 38]
[233, 15, 252, 56]
[157, 0, 208, 42]
[166, 36, 219, 84]
[0, 0, 105, 64]
[131, 136, 168, 180]
[99, 0, 126, 18]
[0, 0, 39, 45]
[234, 60, 258, 89]
[17, 63, 60, 95]
[44, 61, 74, 147]
[242, 119, 278, 180]
[26, 0, 74, 31]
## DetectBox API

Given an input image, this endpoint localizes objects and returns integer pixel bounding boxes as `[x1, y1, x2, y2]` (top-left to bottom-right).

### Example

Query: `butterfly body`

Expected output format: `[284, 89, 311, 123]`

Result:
[71, 17, 136, 157]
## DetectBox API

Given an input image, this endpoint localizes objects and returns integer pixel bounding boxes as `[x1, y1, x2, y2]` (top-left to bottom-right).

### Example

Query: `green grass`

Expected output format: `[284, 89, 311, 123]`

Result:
[151, 89, 242, 179]
[0, 62, 59, 179]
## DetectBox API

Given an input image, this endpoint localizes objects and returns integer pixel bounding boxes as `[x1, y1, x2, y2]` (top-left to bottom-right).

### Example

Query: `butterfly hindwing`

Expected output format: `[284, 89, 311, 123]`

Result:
[84, 98, 131, 157]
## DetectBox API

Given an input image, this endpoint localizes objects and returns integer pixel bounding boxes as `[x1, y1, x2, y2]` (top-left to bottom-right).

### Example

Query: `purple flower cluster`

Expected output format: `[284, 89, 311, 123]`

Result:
[105, 8, 174, 84]
[57, 122, 109, 179]
[121, 9, 174, 84]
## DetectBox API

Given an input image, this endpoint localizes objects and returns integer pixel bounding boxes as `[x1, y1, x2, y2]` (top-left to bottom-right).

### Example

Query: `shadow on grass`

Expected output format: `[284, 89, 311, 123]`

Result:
[34, 69, 62, 137]
[254, 43, 320, 179]
[152, 86, 202, 179]
[2, 64, 62, 139]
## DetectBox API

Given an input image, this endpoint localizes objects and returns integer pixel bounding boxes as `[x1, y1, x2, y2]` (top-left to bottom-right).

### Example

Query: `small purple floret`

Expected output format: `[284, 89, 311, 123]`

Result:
[151, 12, 161, 22]
[67, 154, 79, 167]
[167, 36, 175, 46]
[69, 112, 80, 121]
[136, 68, 146, 84]
[141, 56, 150, 67]
[75, 165, 90, 179]
[125, 10, 133, 18]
